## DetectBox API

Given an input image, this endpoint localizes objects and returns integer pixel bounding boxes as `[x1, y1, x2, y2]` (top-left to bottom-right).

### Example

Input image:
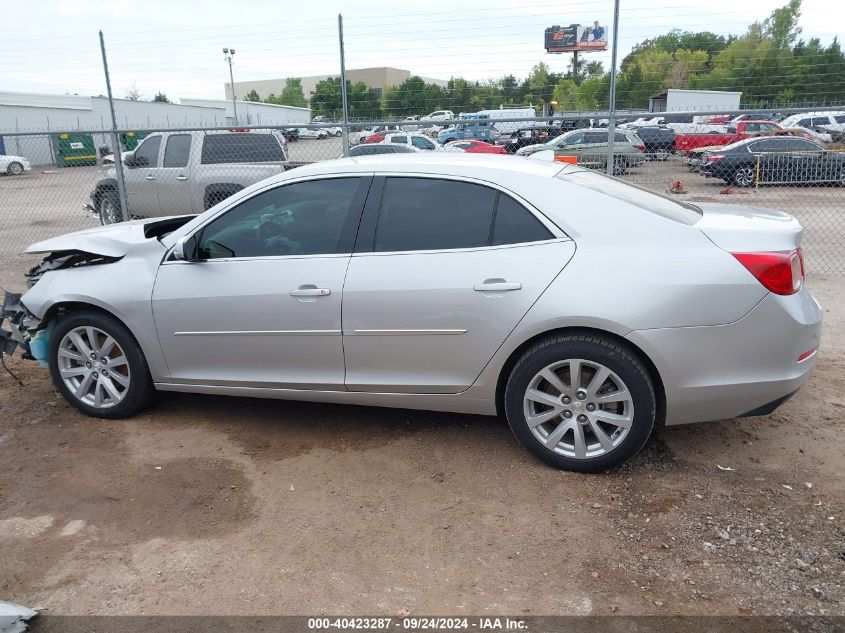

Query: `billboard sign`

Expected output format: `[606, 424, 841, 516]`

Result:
[544, 22, 608, 53]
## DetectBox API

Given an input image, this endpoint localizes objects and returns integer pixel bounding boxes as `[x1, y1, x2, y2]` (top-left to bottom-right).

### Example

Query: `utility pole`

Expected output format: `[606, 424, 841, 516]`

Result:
[223, 48, 239, 124]
[98, 30, 129, 222]
[338, 14, 350, 157]
[605, 0, 621, 176]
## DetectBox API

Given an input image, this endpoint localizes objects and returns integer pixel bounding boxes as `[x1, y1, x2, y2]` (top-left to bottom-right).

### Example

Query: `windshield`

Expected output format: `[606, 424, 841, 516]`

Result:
[557, 169, 702, 225]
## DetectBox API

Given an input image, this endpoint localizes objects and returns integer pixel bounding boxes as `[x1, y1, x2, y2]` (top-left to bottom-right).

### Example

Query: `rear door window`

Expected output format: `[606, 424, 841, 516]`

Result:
[201, 133, 285, 164]
[374, 178, 496, 252]
[492, 195, 553, 246]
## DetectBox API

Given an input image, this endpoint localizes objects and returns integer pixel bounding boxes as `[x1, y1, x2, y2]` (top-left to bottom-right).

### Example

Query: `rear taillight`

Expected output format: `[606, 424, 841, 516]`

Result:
[732, 248, 804, 295]
[705, 153, 724, 163]
[635, 144, 645, 151]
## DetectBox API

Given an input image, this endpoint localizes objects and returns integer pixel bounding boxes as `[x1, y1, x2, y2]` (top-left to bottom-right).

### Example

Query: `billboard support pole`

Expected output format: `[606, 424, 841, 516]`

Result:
[573, 51, 579, 84]
[99, 30, 130, 222]
[605, 0, 621, 177]
[338, 13, 350, 158]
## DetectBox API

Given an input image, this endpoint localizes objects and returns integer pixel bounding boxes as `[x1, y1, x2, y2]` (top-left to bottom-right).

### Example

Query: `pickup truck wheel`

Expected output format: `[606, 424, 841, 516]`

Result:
[334, 130, 342, 137]
[612, 157, 628, 176]
[98, 191, 123, 225]
[6, 161, 24, 176]
[733, 167, 755, 187]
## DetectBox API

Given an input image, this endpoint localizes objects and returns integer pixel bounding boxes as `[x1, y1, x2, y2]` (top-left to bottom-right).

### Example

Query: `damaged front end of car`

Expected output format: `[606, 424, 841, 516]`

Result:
[1, 251, 121, 367]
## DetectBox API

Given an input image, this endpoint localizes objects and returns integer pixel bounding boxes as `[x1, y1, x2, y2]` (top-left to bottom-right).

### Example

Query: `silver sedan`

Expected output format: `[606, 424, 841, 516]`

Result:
[1, 154, 822, 471]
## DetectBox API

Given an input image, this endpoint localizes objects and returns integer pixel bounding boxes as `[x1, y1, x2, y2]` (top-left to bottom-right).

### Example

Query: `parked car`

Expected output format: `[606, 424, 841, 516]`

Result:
[631, 126, 676, 159]
[499, 127, 564, 153]
[550, 129, 647, 174]
[347, 143, 419, 157]
[780, 111, 845, 135]
[320, 126, 343, 137]
[86, 129, 289, 224]
[2, 154, 821, 472]
[421, 110, 454, 122]
[355, 126, 402, 145]
[674, 120, 795, 155]
[436, 115, 496, 144]
[445, 140, 506, 154]
[381, 133, 442, 151]
[698, 136, 845, 186]
[281, 128, 300, 143]
[1, 154, 32, 176]
[298, 128, 329, 140]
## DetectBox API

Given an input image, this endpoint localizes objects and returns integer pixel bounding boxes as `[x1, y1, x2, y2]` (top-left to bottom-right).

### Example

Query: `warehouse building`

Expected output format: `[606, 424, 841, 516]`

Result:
[227, 66, 448, 101]
[0, 90, 310, 165]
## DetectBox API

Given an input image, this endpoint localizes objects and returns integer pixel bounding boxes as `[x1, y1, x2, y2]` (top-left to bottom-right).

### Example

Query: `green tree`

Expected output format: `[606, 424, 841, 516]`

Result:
[267, 78, 308, 108]
[310, 77, 342, 118]
[152, 92, 170, 103]
[244, 89, 261, 102]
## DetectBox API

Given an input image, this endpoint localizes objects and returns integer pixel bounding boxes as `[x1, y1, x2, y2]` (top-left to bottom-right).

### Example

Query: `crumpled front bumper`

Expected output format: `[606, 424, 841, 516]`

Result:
[1, 292, 35, 357]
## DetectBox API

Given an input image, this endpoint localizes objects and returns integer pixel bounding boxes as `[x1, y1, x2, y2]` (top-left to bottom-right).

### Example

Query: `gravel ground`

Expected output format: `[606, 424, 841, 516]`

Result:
[0, 266, 842, 616]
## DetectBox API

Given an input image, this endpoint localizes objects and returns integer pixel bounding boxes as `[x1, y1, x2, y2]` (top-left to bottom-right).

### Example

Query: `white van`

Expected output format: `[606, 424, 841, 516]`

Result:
[475, 106, 537, 134]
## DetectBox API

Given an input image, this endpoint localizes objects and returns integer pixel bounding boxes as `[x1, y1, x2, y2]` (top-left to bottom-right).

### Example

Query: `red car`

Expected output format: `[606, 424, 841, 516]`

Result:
[446, 140, 507, 154]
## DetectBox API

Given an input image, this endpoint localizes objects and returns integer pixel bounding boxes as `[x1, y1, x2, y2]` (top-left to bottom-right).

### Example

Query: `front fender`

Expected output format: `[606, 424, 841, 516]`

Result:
[20, 241, 171, 382]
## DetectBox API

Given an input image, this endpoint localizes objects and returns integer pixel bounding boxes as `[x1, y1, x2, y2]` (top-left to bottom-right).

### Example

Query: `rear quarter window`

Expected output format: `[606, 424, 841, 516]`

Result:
[557, 170, 702, 225]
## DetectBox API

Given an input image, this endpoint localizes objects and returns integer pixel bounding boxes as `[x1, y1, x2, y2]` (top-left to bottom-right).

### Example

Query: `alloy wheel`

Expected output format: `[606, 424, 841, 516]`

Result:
[57, 326, 131, 409]
[735, 167, 755, 187]
[523, 358, 634, 459]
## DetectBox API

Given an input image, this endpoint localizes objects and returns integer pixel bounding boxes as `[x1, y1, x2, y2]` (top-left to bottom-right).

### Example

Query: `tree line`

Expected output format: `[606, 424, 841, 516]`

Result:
[242, 0, 844, 119]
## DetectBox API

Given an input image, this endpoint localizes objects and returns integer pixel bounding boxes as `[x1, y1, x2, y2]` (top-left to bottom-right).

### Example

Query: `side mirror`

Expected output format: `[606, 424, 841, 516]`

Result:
[122, 152, 136, 167]
[172, 235, 197, 262]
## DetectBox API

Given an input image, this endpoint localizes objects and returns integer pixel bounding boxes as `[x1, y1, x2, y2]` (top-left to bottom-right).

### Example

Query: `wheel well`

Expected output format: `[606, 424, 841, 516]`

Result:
[494, 327, 666, 425]
[204, 184, 244, 210]
[42, 301, 124, 329]
[93, 183, 117, 207]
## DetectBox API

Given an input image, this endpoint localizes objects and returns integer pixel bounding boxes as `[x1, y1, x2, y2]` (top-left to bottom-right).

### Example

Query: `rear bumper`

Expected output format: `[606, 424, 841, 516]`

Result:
[627, 287, 822, 425]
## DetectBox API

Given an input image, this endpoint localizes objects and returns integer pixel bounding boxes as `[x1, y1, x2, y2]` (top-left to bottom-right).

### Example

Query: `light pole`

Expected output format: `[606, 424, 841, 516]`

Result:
[223, 47, 238, 124]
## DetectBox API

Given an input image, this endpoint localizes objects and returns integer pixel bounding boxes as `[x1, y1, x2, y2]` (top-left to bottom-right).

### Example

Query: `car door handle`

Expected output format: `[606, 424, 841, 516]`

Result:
[176, 175, 188, 181]
[473, 280, 522, 292]
[145, 175, 156, 181]
[289, 287, 331, 297]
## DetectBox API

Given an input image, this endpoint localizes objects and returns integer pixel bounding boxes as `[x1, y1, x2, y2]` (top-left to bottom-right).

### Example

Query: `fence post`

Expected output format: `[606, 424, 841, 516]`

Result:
[98, 30, 130, 222]
[338, 13, 350, 157]
[605, 0, 621, 176]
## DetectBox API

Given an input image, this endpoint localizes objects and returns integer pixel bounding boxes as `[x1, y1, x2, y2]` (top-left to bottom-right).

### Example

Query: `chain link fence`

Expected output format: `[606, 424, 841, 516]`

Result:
[1, 111, 843, 274]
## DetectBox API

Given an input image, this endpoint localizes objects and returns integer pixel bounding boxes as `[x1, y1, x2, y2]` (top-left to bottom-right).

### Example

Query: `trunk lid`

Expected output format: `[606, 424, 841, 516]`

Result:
[693, 202, 802, 252]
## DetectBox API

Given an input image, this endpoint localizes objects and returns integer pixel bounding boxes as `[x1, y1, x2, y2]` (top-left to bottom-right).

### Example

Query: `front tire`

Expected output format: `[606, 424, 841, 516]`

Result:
[49, 310, 155, 419]
[504, 334, 656, 472]
[98, 190, 122, 225]
[6, 161, 24, 176]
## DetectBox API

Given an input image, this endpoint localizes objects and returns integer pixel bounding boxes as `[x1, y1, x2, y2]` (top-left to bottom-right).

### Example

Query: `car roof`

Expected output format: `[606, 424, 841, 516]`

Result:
[272, 152, 566, 182]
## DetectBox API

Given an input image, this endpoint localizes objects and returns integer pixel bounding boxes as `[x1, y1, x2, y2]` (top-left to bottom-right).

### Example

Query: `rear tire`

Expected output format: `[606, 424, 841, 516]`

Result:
[49, 310, 155, 419]
[733, 167, 755, 187]
[504, 334, 656, 472]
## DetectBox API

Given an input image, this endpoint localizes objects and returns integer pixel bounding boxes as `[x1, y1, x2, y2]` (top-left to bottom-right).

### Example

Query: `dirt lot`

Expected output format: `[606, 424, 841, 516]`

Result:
[0, 258, 843, 615]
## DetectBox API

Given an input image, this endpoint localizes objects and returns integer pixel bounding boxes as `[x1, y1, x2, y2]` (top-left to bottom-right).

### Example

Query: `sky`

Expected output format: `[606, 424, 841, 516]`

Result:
[2, 0, 842, 101]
